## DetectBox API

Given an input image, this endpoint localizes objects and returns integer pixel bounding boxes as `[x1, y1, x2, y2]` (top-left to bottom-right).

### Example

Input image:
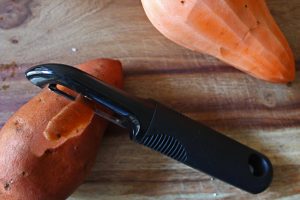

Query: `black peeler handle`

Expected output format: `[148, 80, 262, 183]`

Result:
[135, 102, 272, 194]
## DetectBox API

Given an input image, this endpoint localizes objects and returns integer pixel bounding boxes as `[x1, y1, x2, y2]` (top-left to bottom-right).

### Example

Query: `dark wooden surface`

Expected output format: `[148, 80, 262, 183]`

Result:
[0, 0, 300, 199]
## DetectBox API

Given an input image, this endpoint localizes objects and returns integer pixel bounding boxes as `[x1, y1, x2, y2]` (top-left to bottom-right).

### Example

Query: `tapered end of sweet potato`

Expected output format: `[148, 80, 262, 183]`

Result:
[141, 0, 296, 83]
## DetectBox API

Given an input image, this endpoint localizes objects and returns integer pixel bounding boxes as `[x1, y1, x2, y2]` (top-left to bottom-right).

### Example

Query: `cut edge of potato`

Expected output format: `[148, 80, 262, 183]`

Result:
[43, 96, 94, 142]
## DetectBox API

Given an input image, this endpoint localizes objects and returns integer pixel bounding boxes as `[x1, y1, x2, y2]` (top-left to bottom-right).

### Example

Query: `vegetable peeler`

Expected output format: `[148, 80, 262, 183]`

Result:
[25, 64, 273, 194]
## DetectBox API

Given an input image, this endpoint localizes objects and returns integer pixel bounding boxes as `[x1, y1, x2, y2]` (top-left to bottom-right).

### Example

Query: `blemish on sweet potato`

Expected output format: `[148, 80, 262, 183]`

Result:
[14, 119, 23, 132]
[44, 149, 54, 155]
[56, 133, 62, 139]
[4, 182, 10, 191]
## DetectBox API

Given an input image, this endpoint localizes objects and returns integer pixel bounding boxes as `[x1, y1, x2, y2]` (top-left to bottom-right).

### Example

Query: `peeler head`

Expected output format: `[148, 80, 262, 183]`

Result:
[25, 64, 155, 139]
[26, 65, 61, 88]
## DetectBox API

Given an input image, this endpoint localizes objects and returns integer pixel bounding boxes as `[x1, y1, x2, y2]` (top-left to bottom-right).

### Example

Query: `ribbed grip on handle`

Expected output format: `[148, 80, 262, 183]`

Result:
[141, 134, 188, 162]
[134, 102, 273, 194]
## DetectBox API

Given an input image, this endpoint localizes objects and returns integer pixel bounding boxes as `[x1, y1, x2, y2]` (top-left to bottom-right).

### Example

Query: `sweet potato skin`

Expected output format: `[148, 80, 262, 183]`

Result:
[0, 59, 123, 200]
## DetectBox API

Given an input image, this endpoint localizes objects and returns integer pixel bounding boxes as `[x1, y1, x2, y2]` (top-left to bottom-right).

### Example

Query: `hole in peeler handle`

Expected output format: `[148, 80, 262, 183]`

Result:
[248, 154, 270, 177]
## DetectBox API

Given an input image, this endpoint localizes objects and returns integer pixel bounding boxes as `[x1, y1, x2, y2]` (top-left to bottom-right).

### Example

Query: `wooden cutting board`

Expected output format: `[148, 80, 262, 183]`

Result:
[1, 0, 299, 199]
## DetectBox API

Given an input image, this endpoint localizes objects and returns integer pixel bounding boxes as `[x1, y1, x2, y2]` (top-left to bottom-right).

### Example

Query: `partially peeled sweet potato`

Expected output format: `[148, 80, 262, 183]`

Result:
[0, 59, 123, 200]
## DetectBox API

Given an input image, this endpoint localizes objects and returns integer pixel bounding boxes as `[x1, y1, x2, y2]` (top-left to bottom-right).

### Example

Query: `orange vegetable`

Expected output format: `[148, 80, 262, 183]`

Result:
[141, 0, 295, 83]
[0, 59, 123, 200]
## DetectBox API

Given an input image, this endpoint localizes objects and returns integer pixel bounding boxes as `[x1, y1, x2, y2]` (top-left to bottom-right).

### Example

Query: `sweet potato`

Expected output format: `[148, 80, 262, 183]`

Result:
[0, 59, 123, 200]
[141, 0, 295, 83]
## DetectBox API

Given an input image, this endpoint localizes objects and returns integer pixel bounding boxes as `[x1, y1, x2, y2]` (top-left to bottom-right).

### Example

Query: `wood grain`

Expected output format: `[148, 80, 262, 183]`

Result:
[0, 0, 300, 199]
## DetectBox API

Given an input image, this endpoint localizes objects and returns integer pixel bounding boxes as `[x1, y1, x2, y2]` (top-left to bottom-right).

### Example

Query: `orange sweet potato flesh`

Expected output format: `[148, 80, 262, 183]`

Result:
[0, 59, 123, 200]
[44, 96, 94, 141]
[141, 0, 295, 83]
